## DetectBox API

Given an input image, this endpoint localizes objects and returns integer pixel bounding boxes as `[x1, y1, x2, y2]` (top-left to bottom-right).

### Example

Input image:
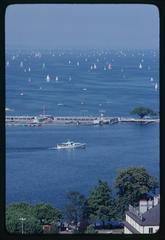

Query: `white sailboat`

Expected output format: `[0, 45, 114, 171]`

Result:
[155, 83, 158, 90]
[108, 64, 112, 70]
[46, 74, 50, 82]
[20, 61, 23, 68]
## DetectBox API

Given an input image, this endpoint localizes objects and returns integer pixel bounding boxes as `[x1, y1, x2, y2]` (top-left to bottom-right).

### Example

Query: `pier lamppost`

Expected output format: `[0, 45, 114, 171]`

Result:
[19, 217, 26, 234]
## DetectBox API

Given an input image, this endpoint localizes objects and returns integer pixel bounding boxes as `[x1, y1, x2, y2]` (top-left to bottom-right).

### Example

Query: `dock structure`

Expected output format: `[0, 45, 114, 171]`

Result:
[5, 115, 119, 126]
[118, 117, 160, 124]
[5, 115, 159, 126]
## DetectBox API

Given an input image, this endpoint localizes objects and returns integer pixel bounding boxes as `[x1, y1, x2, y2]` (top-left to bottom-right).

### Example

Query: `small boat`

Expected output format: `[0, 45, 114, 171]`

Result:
[20, 61, 23, 68]
[46, 74, 50, 82]
[5, 107, 13, 111]
[155, 83, 158, 90]
[108, 64, 112, 70]
[56, 141, 86, 149]
[93, 64, 97, 69]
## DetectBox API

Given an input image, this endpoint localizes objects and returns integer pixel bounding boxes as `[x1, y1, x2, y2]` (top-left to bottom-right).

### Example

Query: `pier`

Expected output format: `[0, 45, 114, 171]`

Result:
[5, 115, 159, 126]
[118, 117, 160, 124]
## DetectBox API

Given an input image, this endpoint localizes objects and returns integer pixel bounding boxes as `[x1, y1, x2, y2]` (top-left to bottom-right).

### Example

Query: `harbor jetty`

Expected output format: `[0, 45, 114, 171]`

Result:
[6, 115, 159, 126]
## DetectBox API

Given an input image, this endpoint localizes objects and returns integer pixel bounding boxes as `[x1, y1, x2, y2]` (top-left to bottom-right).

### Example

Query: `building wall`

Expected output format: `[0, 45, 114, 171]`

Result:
[125, 214, 159, 234]
[143, 226, 159, 234]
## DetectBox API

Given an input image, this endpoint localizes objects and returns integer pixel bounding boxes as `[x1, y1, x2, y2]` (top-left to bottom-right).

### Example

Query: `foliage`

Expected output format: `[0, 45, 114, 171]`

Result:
[65, 191, 88, 230]
[6, 202, 62, 234]
[6, 203, 42, 234]
[87, 180, 114, 226]
[85, 224, 98, 234]
[34, 203, 62, 224]
[114, 167, 158, 218]
[130, 106, 156, 118]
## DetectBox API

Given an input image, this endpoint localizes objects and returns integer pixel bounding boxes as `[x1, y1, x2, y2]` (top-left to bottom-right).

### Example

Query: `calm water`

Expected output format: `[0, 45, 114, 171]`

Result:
[6, 48, 159, 209]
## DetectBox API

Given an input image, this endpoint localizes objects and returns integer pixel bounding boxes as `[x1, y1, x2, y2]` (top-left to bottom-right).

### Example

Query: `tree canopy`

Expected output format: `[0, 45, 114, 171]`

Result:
[65, 191, 88, 230]
[87, 180, 114, 226]
[6, 202, 62, 234]
[130, 106, 156, 118]
[114, 167, 158, 218]
[34, 203, 62, 224]
[6, 203, 42, 234]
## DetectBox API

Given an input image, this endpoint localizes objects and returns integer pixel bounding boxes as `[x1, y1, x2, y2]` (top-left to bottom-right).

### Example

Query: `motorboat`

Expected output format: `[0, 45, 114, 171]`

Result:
[56, 141, 86, 149]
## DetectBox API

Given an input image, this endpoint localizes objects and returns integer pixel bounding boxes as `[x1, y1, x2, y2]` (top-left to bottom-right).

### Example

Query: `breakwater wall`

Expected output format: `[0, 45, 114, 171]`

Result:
[6, 115, 159, 126]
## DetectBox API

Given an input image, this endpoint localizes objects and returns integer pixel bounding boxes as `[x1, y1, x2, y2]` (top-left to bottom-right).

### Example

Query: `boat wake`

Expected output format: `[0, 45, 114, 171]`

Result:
[7, 147, 48, 153]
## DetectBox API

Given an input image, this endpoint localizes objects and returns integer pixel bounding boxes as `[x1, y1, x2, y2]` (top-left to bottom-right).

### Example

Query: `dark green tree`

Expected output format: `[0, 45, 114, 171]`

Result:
[65, 191, 88, 231]
[114, 167, 158, 218]
[130, 106, 156, 118]
[34, 203, 62, 225]
[87, 180, 114, 227]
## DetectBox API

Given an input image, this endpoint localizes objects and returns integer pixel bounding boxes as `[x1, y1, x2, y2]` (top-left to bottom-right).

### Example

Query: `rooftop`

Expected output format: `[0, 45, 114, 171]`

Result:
[126, 204, 160, 226]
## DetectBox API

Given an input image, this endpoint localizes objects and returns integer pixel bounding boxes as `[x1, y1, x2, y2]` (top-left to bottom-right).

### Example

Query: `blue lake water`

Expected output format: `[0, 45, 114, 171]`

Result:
[6, 49, 159, 209]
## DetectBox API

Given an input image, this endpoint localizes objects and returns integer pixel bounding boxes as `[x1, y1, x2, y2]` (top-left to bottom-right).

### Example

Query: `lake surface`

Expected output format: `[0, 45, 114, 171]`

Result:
[6, 48, 159, 209]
